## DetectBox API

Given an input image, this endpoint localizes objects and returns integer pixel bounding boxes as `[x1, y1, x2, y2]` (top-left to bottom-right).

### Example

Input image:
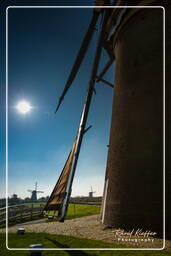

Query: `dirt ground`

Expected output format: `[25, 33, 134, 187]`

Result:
[1, 214, 170, 250]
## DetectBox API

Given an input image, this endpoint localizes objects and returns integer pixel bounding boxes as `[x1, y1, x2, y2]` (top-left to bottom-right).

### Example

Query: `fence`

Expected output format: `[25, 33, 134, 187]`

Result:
[0, 203, 44, 225]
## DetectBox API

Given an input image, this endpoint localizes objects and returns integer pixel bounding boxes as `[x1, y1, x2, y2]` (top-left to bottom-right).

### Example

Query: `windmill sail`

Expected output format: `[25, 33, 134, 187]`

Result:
[44, 139, 77, 211]
[45, 6, 110, 221]
[55, 10, 100, 113]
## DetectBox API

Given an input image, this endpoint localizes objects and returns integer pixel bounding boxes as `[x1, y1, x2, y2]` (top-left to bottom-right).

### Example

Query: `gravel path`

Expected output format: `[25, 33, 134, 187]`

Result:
[0, 214, 170, 250]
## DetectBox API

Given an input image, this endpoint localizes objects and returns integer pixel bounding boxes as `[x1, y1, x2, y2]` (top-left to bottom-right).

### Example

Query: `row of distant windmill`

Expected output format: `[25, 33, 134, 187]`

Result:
[27, 182, 95, 201]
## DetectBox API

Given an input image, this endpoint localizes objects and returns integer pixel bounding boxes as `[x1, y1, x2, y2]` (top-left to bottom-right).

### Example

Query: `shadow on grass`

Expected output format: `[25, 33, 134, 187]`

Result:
[46, 237, 97, 256]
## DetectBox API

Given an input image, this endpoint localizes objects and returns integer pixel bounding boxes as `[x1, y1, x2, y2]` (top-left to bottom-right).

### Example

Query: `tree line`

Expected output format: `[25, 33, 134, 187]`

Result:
[0, 194, 50, 208]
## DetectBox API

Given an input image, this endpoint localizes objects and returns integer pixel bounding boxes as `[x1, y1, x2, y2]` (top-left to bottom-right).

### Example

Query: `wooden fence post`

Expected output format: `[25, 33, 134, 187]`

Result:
[40, 203, 44, 217]
[20, 205, 23, 221]
[74, 204, 76, 217]
[31, 204, 33, 219]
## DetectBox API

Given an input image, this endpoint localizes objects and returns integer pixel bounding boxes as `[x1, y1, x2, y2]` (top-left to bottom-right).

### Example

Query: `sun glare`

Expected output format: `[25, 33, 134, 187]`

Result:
[16, 100, 32, 114]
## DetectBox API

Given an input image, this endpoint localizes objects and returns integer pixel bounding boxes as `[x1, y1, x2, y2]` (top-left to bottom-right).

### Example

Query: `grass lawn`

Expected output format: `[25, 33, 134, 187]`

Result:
[0, 204, 101, 228]
[67, 204, 101, 219]
[47, 204, 101, 220]
[0, 233, 169, 256]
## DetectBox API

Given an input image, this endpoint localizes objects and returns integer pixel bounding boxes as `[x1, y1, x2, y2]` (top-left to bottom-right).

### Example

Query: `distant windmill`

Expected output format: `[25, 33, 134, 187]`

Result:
[27, 182, 44, 201]
[89, 186, 96, 198]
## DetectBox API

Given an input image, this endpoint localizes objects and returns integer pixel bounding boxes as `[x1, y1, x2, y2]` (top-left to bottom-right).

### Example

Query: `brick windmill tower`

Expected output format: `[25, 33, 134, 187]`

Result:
[44, 0, 169, 239]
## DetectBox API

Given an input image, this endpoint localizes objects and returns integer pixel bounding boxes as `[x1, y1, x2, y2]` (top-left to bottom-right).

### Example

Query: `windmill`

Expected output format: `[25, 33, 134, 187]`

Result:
[44, 0, 164, 238]
[89, 186, 96, 198]
[27, 182, 44, 201]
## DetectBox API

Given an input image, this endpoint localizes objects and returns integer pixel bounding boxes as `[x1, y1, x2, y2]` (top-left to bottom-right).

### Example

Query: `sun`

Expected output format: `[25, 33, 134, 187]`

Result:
[16, 100, 32, 114]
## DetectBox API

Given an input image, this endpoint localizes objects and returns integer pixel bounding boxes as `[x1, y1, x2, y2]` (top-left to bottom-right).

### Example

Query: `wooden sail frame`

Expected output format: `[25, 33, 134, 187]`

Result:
[44, 5, 112, 222]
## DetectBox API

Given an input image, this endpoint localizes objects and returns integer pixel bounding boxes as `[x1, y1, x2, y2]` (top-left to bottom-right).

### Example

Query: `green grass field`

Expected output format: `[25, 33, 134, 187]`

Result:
[67, 204, 101, 219]
[47, 204, 101, 220]
[0, 204, 101, 228]
[0, 233, 169, 256]
[23, 202, 101, 218]
[1, 205, 169, 255]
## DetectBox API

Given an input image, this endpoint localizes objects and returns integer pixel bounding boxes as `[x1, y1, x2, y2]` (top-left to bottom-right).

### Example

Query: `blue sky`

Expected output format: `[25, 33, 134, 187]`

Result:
[0, 1, 115, 198]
